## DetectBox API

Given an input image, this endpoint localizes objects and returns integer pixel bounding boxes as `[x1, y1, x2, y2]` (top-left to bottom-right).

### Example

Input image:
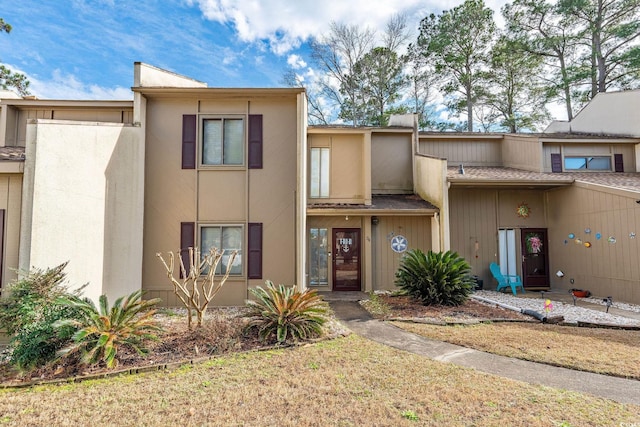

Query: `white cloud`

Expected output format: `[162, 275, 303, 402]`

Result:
[189, 0, 429, 54]
[25, 68, 132, 100]
[287, 54, 307, 69]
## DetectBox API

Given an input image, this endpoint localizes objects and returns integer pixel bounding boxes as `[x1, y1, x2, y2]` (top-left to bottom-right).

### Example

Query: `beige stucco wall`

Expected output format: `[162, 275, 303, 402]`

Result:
[142, 95, 301, 306]
[414, 154, 448, 250]
[546, 183, 640, 303]
[0, 174, 22, 293]
[371, 133, 412, 194]
[559, 90, 640, 136]
[502, 134, 542, 172]
[449, 188, 547, 287]
[20, 119, 144, 304]
[308, 133, 365, 204]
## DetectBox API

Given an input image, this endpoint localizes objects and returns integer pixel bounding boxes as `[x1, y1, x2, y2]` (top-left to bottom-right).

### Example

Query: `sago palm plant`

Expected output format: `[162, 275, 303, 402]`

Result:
[245, 281, 329, 344]
[395, 249, 473, 306]
[55, 290, 162, 368]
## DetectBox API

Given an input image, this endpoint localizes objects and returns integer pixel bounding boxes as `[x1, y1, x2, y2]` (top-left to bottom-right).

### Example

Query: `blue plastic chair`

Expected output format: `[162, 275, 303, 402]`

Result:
[490, 262, 524, 295]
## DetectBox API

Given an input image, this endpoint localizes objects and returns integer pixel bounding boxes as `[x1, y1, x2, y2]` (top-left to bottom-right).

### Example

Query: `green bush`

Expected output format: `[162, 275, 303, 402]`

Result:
[395, 249, 473, 306]
[55, 290, 162, 368]
[245, 281, 329, 344]
[0, 262, 85, 370]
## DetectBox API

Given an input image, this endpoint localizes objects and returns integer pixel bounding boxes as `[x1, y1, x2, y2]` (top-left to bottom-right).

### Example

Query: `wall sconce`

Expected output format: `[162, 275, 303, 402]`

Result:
[345, 215, 349, 221]
[556, 270, 564, 278]
[371, 216, 379, 225]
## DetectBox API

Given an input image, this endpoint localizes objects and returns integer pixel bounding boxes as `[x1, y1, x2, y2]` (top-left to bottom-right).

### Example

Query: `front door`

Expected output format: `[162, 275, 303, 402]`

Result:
[332, 228, 361, 291]
[521, 228, 549, 289]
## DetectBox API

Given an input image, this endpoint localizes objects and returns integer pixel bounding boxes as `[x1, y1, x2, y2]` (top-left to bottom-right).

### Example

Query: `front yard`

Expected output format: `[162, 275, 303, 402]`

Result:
[1, 335, 638, 426]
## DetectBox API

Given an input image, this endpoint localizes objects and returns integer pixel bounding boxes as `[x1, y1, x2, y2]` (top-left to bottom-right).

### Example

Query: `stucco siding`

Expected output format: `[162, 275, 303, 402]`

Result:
[22, 120, 143, 304]
[371, 133, 412, 194]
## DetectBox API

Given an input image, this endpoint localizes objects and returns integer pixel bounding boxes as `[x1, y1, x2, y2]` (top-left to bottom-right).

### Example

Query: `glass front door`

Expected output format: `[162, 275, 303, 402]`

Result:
[332, 228, 361, 291]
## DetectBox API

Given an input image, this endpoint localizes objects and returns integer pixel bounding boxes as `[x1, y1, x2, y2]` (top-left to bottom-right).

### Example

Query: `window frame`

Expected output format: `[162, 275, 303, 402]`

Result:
[199, 115, 246, 168]
[310, 147, 330, 198]
[199, 224, 244, 277]
[563, 155, 612, 171]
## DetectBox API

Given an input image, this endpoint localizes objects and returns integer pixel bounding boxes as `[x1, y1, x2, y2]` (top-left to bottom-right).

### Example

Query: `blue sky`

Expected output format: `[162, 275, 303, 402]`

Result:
[0, 0, 511, 101]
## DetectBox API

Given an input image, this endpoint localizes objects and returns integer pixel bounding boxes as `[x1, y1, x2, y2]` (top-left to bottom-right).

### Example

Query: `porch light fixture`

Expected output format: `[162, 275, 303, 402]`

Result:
[345, 215, 349, 221]
[556, 270, 564, 278]
[371, 216, 379, 225]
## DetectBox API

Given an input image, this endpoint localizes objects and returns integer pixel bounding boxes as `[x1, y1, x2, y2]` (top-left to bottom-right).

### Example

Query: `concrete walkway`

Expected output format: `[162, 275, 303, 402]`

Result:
[328, 300, 640, 406]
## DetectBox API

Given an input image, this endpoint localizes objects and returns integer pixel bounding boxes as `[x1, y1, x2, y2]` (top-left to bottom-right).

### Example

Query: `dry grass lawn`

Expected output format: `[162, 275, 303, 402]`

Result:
[0, 335, 638, 426]
[393, 321, 640, 379]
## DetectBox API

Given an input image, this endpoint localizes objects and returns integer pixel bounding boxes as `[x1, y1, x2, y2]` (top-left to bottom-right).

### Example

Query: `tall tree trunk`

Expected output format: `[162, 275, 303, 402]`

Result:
[559, 55, 573, 121]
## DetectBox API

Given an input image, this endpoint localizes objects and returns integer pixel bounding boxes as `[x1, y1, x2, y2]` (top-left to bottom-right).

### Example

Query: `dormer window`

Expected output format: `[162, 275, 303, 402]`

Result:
[564, 156, 611, 171]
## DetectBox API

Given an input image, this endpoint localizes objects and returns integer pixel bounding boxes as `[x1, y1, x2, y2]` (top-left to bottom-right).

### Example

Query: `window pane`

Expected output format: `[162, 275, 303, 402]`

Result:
[309, 228, 328, 286]
[320, 148, 329, 197]
[224, 119, 244, 165]
[310, 147, 329, 198]
[200, 226, 242, 275]
[222, 226, 242, 275]
[310, 148, 320, 197]
[587, 157, 611, 170]
[202, 119, 222, 165]
[564, 157, 587, 170]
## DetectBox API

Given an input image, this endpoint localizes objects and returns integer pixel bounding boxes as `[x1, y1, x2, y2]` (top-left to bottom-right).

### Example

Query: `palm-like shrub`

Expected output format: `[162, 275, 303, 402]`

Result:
[245, 281, 329, 344]
[395, 249, 473, 306]
[56, 290, 162, 368]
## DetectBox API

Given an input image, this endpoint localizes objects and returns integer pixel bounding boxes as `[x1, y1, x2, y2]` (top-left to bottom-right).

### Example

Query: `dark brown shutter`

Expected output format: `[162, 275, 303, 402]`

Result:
[248, 114, 263, 169]
[247, 222, 263, 279]
[551, 153, 562, 173]
[614, 154, 624, 172]
[182, 115, 196, 169]
[180, 222, 195, 278]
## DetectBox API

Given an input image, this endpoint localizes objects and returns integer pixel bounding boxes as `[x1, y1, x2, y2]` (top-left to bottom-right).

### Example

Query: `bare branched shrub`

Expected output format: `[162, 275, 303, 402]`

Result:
[156, 247, 237, 329]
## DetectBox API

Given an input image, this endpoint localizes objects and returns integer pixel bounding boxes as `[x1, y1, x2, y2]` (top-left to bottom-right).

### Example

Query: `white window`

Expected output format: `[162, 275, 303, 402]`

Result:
[564, 156, 611, 171]
[200, 225, 243, 275]
[202, 118, 244, 165]
[310, 147, 329, 198]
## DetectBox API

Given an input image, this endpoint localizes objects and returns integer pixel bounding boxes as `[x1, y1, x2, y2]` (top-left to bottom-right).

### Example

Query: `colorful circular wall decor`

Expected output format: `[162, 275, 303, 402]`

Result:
[584, 241, 592, 248]
[516, 202, 531, 218]
[568, 233, 575, 239]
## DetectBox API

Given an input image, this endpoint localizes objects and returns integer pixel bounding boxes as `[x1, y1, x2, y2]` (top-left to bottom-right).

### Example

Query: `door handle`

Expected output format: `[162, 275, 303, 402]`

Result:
[522, 255, 526, 263]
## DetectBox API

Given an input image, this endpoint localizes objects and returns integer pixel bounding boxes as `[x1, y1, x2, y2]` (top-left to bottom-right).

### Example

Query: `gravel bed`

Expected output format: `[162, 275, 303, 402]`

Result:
[472, 290, 640, 327]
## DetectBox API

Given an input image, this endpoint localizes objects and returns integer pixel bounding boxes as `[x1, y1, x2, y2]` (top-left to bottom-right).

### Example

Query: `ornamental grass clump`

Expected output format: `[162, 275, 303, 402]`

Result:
[395, 249, 474, 306]
[245, 281, 329, 344]
[55, 290, 162, 368]
[0, 262, 85, 370]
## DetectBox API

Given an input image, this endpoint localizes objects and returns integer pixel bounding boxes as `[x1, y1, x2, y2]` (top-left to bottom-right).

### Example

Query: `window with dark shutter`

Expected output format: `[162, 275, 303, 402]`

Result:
[247, 222, 263, 279]
[180, 222, 195, 277]
[182, 115, 196, 169]
[248, 114, 263, 169]
[551, 153, 562, 173]
[614, 154, 624, 172]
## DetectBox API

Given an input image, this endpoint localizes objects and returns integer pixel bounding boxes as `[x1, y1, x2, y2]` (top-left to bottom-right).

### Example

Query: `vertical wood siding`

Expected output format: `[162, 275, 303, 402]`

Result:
[372, 216, 432, 290]
[546, 185, 640, 303]
[419, 138, 502, 166]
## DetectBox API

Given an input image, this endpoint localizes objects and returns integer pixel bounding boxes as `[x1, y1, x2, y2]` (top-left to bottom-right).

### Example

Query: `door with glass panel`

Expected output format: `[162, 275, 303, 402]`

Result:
[332, 228, 361, 291]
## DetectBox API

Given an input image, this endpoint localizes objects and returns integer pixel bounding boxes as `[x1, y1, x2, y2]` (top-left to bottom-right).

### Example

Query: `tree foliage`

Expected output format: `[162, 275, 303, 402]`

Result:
[482, 36, 551, 132]
[0, 17, 30, 96]
[417, 0, 497, 131]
